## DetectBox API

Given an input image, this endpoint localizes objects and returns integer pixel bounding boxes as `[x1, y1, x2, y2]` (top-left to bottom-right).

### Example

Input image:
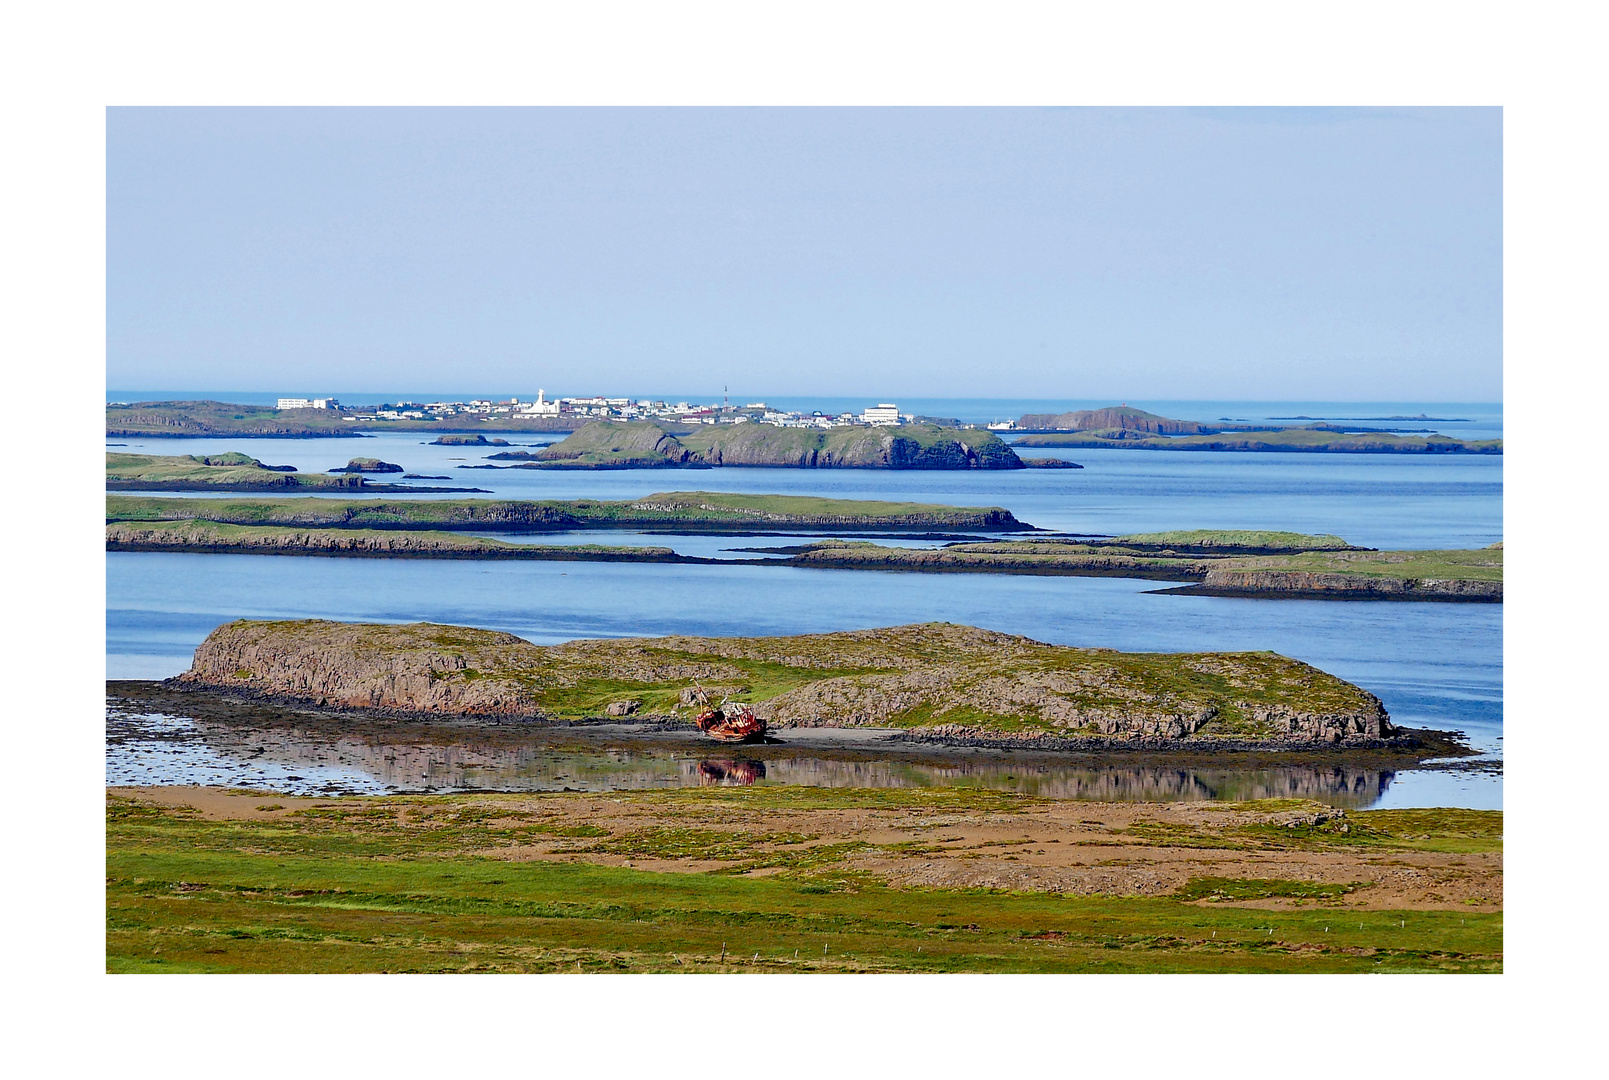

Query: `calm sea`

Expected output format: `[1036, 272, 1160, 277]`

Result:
[105, 400, 1502, 810]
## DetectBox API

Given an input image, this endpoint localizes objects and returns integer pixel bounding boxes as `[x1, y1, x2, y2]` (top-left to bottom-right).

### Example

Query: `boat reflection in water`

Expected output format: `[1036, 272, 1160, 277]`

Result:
[107, 700, 1402, 809]
[697, 760, 767, 786]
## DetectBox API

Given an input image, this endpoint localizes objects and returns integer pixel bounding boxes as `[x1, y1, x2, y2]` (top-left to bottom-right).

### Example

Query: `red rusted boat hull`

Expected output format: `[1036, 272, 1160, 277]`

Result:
[693, 705, 767, 743]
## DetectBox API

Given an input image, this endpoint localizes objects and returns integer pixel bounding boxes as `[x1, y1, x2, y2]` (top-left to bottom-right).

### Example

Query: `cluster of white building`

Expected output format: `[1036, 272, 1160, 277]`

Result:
[281, 390, 923, 429]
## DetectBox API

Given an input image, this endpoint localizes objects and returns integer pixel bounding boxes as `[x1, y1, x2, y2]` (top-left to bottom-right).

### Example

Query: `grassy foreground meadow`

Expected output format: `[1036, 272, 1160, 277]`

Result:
[107, 786, 1501, 973]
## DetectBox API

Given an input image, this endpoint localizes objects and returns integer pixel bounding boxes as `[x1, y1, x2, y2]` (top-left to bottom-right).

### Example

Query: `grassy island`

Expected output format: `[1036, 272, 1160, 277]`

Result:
[106, 453, 484, 493]
[760, 537, 1502, 601]
[177, 619, 1398, 744]
[105, 504, 1502, 601]
[1174, 546, 1504, 600]
[1104, 529, 1356, 552]
[1008, 405, 1500, 454]
[106, 520, 695, 562]
[534, 420, 1024, 469]
[105, 491, 1030, 532]
[1014, 428, 1501, 454]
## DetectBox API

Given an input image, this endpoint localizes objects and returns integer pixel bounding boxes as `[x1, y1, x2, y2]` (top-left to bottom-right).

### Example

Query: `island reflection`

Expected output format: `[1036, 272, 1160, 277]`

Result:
[108, 705, 1397, 808]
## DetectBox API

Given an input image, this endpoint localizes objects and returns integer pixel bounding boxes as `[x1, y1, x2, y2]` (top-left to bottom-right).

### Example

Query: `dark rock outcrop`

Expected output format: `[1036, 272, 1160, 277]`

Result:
[331, 458, 403, 473]
[1195, 568, 1503, 602]
[1017, 407, 1208, 435]
[191, 453, 297, 472]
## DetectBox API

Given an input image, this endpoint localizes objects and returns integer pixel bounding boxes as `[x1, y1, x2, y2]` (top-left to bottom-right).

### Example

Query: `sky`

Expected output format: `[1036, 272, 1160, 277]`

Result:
[107, 107, 1502, 401]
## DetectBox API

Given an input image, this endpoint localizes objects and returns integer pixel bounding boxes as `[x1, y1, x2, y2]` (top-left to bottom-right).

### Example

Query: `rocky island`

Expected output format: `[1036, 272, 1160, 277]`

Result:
[329, 457, 403, 473]
[105, 491, 1030, 533]
[105, 499, 1502, 600]
[106, 401, 369, 438]
[105, 521, 700, 562]
[761, 536, 1503, 601]
[174, 619, 1411, 747]
[530, 420, 1024, 469]
[1010, 406, 1501, 454]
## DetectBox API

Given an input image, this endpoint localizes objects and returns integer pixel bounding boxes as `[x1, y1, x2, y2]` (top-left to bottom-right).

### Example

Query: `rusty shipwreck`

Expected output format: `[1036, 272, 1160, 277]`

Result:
[687, 683, 767, 743]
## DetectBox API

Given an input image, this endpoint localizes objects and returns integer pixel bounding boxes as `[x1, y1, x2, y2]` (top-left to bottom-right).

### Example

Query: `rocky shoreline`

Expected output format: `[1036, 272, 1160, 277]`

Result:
[110, 679, 1478, 771]
[105, 522, 706, 562]
[1005, 406, 1501, 454]
[1156, 569, 1502, 602]
[104, 521, 1502, 602]
[106, 492, 1030, 533]
[886, 729, 1465, 756]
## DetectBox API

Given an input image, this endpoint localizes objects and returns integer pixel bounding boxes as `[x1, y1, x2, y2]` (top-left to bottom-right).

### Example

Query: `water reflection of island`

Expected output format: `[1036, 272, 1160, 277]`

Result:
[111, 709, 1396, 808]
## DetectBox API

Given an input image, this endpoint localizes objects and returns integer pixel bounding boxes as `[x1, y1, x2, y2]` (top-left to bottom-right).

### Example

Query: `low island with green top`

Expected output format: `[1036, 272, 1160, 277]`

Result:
[1007, 405, 1500, 454]
[105, 452, 486, 493]
[105, 495, 1502, 601]
[175, 618, 1420, 747]
[105, 491, 1031, 532]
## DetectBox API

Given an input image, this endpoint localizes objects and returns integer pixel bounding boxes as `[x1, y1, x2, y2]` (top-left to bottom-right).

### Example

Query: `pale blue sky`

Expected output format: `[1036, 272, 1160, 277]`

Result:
[107, 107, 1501, 401]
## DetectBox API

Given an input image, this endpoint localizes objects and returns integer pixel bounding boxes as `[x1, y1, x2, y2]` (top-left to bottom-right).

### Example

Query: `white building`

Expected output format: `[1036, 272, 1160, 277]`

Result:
[521, 389, 562, 416]
[277, 397, 311, 410]
[862, 403, 901, 425]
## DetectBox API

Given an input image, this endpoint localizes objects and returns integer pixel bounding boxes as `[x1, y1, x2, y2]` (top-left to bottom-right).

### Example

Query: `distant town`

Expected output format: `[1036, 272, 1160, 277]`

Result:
[271, 393, 1000, 430]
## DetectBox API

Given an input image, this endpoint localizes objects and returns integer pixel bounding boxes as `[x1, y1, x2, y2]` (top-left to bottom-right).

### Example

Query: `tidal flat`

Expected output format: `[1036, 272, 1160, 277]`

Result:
[106, 785, 1501, 973]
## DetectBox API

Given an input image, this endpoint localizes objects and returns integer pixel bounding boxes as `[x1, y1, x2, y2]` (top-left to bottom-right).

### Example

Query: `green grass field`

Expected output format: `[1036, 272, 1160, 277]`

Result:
[106, 792, 1502, 973]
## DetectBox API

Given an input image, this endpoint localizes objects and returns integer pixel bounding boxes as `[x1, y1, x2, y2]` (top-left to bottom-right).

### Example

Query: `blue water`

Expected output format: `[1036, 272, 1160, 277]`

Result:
[107, 554, 1501, 810]
[109, 430, 1502, 550]
[105, 400, 1502, 810]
